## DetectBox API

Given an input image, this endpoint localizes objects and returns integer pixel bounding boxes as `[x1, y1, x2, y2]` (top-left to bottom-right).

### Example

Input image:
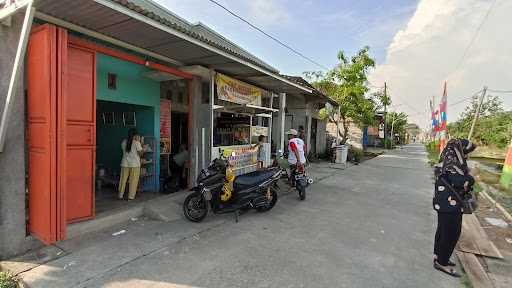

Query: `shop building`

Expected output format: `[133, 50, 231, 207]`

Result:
[276, 76, 334, 158]
[0, 0, 330, 259]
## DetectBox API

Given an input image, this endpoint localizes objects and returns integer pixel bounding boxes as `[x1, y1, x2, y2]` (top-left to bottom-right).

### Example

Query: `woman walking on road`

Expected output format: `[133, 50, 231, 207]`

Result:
[432, 139, 476, 277]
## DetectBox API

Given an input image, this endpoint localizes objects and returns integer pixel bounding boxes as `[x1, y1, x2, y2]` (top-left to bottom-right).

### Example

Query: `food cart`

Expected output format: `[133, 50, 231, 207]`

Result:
[210, 73, 276, 175]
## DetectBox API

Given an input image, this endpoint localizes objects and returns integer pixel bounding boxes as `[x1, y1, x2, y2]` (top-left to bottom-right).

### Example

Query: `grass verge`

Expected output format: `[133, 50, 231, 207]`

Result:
[0, 272, 20, 288]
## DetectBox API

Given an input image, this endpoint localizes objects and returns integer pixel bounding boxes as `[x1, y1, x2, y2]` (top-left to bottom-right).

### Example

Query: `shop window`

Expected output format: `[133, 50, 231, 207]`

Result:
[108, 73, 117, 90]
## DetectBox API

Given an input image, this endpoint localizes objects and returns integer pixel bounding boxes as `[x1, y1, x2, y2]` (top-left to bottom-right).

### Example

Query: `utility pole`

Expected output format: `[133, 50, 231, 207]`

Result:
[383, 82, 387, 148]
[467, 86, 487, 141]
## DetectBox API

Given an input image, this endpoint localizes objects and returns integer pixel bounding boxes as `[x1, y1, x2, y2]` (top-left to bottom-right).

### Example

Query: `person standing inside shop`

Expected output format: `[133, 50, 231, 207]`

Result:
[118, 128, 143, 200]
[254, 135, 266, 169]
[172, 144, 189, 188]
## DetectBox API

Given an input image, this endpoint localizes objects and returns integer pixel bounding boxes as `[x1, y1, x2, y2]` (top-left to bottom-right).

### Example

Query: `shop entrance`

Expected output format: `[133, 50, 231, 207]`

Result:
[95, 101, 159, 214]
[26, 23, 193, 245]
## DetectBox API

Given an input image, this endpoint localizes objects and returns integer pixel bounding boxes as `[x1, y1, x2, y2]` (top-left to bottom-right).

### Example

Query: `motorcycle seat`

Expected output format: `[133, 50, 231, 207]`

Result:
[234, 169, 277, 192]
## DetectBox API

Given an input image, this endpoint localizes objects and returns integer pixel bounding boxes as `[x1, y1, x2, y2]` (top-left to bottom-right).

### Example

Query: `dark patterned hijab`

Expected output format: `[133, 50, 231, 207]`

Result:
[439, 138, 476, 175]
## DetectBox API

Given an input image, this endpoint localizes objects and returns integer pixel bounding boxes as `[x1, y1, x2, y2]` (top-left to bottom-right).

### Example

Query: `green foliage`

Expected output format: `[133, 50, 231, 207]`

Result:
[380, 138, 393, 149]
[0, 272, 19, 288]
[448, 94, 510, 148]
[318, 107, 329, 121]
[386, 112, 408, 145]
[425, 141, 440, 165]
[349, 147, 364, 163]
[369, 89, 391, 112]
[304, 47, 377, 144]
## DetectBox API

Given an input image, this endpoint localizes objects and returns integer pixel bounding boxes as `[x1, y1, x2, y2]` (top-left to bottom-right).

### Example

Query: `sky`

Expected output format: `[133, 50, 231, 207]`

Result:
[155, 0, 512, 128]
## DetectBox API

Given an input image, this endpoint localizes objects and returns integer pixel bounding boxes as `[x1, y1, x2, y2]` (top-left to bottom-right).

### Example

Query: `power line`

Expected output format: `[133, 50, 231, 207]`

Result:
[205, 0, 329, 70]
[449, 0, 497, 77]
[448, 89, 483, 107]
[488, 88, 512, 93]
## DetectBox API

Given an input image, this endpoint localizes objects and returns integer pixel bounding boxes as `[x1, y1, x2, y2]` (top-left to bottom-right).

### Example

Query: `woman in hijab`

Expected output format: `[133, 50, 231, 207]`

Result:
[118, 128, 144, 200]
[432, 139, 476, 277]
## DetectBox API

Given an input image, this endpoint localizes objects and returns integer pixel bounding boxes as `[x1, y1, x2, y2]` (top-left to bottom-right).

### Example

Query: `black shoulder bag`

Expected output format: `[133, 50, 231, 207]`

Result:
[439, 177, 477, 214]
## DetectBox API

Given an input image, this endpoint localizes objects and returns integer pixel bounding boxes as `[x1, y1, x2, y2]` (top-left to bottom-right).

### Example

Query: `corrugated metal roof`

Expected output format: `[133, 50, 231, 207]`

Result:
[113, 0, 278, 73]
[282, 75, 337, 105]
[33, 0, 313, 94]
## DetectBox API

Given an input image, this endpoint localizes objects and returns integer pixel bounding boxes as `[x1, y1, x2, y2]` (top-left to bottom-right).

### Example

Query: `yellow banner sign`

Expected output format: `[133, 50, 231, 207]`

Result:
[216, 73, 262, 106]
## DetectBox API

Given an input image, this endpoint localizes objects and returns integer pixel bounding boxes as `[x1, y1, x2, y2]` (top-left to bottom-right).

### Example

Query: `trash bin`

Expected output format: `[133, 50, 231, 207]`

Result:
[335, 145, 348, 164]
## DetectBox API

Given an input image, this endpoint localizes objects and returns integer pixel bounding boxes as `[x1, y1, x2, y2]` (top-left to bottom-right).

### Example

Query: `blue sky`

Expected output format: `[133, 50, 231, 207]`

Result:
[156, 0, 418, 75]
[156, 0, 512, 127]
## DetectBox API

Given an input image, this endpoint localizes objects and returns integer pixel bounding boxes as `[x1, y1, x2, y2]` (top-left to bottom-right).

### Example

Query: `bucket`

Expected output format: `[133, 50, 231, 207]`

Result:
[335, 145, 348, 164]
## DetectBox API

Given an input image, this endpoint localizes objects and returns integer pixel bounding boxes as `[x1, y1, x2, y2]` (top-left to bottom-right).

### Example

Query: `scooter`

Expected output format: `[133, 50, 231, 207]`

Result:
[272, 150, 313, 200]
[183, 152, 282, 223]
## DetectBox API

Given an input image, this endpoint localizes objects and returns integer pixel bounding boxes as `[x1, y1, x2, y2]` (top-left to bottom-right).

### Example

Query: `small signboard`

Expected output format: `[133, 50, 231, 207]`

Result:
[160, 99, 171, 153]
[251, 126, 268, 137]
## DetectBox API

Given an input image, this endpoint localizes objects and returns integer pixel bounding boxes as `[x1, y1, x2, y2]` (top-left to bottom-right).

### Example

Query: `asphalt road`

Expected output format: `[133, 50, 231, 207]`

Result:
[78, 144, 460, 288]
[19, 144, 462, 288]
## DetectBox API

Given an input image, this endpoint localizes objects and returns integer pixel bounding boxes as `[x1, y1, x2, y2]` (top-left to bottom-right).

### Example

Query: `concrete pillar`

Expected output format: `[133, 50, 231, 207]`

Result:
[305, 102, 312, 152]
[277, 93, 286, 153]
[189, 76, 202, 186]
[0, 13, 34, 259]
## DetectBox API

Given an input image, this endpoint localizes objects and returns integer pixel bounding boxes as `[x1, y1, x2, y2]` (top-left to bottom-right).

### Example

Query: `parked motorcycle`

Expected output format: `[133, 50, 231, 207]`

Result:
[183, 154, 282, 222]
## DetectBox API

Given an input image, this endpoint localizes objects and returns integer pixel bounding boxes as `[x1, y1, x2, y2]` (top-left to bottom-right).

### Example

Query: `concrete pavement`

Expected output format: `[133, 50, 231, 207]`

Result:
[18, 144, 461, 288]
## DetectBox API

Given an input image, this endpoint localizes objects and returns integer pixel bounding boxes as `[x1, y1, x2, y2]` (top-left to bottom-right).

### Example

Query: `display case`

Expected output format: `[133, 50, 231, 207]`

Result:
[140, 136, 157, 192]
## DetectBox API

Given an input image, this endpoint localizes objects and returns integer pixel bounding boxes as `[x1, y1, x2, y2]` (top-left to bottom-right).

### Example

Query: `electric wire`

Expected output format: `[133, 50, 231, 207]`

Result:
[448, 0, 497, 78]
[488, 89, 512, 94]
[448, 89, 483, 107]
[205, 0, 329, 70]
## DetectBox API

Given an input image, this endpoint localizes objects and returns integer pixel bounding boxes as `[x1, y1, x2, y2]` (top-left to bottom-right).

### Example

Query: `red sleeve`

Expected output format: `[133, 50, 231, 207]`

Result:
[289, 141, 298, 152]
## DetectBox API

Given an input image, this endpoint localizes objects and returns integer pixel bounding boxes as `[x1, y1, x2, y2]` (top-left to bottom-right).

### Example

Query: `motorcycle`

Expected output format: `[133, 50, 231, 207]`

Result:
[272, 150, 313, 201]
[183, 153, 282, 223]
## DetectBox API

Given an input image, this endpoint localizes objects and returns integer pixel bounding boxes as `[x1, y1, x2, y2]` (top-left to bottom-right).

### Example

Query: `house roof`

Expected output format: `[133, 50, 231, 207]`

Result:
[282, 75, 338, 105]
[116, 0, 279, 73]
[32, 0, 311, 94]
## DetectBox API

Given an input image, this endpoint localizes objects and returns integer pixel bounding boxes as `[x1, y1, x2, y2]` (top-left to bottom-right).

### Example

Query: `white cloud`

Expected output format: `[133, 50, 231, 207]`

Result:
[369, 0, 512, 129]
[246, 0, 290, 27]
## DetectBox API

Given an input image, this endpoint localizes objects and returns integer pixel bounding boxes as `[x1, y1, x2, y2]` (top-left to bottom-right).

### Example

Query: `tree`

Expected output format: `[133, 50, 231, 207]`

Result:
[447, 94, 510, 148]
[305, 47, 376, 144]
[370, 88, 391, 113]
[448, 95, 503, 139]
[386, 112, 408, 145]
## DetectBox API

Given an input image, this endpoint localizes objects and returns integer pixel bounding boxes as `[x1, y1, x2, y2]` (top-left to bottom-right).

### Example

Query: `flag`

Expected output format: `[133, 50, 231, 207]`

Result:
[430, 99, 436, 138]
[439, 82, 447, 152]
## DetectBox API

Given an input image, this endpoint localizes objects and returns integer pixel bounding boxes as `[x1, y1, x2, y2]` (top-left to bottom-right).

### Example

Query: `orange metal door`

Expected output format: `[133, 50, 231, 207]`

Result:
[27, 24, 59, 244]
[65, 45, 96, 223]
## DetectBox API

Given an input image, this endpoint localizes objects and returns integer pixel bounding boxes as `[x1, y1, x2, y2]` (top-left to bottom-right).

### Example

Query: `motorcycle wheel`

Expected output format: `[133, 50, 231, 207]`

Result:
[256, 187, 278, 212]
[296, 180, 306, 201]
[183, 192, 208, 222]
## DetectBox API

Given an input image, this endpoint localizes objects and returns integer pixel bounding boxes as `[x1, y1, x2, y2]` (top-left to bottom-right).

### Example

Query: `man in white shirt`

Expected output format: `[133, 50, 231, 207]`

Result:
[287, 129, 306, 168]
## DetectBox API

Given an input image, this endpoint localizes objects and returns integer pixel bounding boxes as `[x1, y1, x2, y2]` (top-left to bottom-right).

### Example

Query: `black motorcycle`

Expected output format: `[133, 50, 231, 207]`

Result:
[273, 150, 312, 201]
[291, 165, 308, 200]
[183, 157, 281, 222]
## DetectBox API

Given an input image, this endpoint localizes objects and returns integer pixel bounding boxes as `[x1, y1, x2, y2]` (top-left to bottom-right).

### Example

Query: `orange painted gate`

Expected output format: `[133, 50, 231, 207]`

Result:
[27, 24, 96, 244]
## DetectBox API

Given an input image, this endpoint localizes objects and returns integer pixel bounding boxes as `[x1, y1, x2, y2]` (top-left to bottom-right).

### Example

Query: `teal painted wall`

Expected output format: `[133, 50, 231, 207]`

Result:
[96, 53, 160, 191]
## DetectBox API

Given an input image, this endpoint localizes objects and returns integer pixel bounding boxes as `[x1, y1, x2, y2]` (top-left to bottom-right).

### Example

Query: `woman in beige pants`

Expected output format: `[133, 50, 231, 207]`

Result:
[118, 128, 143, 200]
